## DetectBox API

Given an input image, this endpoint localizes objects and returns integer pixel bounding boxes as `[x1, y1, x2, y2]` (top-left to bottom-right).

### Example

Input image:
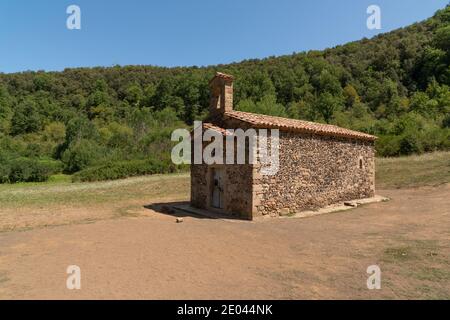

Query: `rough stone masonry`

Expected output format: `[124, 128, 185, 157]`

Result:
[190, 72, 376, 220]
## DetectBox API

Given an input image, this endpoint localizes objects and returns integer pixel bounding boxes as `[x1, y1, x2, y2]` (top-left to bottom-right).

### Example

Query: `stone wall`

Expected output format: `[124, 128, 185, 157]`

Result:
[224, 164, 253, 219]
[253, 131, 375, 217]
[191, 163, 253, 219]
[191, 125, 375, 219]
[190, 163, 209, 210]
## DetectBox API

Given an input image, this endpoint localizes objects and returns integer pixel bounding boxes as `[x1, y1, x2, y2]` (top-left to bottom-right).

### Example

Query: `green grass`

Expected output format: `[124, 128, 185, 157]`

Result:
[47, 174, 72, 183]
[0, 174, 71, 189]
[0, 172, 190, 208]
[376, 151, 450, 189]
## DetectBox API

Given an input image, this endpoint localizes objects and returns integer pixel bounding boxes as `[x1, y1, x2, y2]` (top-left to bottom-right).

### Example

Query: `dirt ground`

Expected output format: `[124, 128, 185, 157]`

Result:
[0, 183, 449, 299]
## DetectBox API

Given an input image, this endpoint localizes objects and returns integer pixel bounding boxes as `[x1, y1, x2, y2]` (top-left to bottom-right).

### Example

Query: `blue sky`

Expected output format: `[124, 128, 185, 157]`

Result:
[0, 0, 448, 73]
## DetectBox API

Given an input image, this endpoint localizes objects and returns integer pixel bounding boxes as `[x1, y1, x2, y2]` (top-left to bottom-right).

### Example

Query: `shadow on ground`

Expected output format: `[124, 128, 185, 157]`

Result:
[144, 201, 243, 220]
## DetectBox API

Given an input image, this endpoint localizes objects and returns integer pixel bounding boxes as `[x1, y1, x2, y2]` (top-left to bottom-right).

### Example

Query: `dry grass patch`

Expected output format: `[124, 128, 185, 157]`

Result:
[0, 173, 190, 232]
[376, 151, 450, 189]
[381, 240, 450, 299]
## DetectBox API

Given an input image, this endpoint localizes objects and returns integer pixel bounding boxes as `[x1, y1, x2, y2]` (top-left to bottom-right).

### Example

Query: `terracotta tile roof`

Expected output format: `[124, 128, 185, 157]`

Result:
[209, 72, 234, 84]
[224, 110, 377, 141]
[202, 123, 233, 136]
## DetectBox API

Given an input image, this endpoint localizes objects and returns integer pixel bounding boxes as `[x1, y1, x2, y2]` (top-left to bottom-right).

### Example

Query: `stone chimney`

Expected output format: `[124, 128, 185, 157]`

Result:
[209, 72, 234, 118]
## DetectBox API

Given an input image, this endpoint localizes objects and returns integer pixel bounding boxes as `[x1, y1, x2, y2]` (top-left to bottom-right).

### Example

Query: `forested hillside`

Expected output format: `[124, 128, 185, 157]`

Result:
[0, 6, 449, 183]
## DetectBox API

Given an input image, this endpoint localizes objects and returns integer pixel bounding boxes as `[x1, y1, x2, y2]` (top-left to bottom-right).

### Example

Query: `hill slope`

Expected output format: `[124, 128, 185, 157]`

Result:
[0, 5, 449, 183]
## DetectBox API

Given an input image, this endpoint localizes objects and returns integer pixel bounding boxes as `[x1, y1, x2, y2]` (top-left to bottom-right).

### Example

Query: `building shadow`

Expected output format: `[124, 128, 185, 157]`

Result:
[143, 201, 217, 219]
[143, 201, 243, 220]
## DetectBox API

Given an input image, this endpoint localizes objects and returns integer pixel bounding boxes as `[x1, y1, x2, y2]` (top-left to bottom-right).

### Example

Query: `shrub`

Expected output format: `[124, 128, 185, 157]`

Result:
[65, 117, 99, 145]
[6, 157, 57, 183]
[72, 158, 180, 182]
[376, 135, 402, 157]
[0, 155, 11, 183]
[399, 133, 423, 155]
[443, 114, 450, 128]
[0, 149, 64, 184]
[62, 139, 102, 173]
[38, 158, 64, 175]
[421, 127, 450, 152]
[0, 166, 10, 183]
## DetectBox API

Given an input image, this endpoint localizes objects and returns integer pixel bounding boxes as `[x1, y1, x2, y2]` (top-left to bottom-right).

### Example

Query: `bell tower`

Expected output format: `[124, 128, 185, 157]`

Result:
[209, 72, 234, 119]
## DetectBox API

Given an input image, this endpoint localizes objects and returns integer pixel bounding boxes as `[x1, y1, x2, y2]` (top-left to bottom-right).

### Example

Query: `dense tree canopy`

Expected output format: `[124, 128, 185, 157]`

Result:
[0, 6, 449, 182]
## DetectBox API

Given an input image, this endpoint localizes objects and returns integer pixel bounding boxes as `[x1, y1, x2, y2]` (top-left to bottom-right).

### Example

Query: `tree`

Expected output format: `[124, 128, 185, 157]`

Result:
[104, 122, 133, 149]
[0, 85, 12, 134]
[124, 84, 143, 107]
[315, 69, 342, 96]
[434, 25, 450, 52]
[128, 108, 153, 143]
[315, 92, 343, 123]
[235, 70, 276, 102]
[141, 84, 157, 108]
[418, 47, 447, 87]
[11, 99, 42, 135]
[43, 122, 66, 144]
[237, 95, 287, 117]
[62, 139, 102, 173]
[409, 92, 437, 118]
[343, 84, 360, 108]
[64, 116, 99, 146]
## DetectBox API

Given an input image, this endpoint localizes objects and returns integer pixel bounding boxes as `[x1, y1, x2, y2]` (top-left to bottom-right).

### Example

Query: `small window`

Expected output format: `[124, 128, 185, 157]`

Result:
[359, 158, 363, 169]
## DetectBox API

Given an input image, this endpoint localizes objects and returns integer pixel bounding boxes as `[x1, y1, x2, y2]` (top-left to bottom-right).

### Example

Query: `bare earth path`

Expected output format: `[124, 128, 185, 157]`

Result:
[0, 183, 449, 299]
